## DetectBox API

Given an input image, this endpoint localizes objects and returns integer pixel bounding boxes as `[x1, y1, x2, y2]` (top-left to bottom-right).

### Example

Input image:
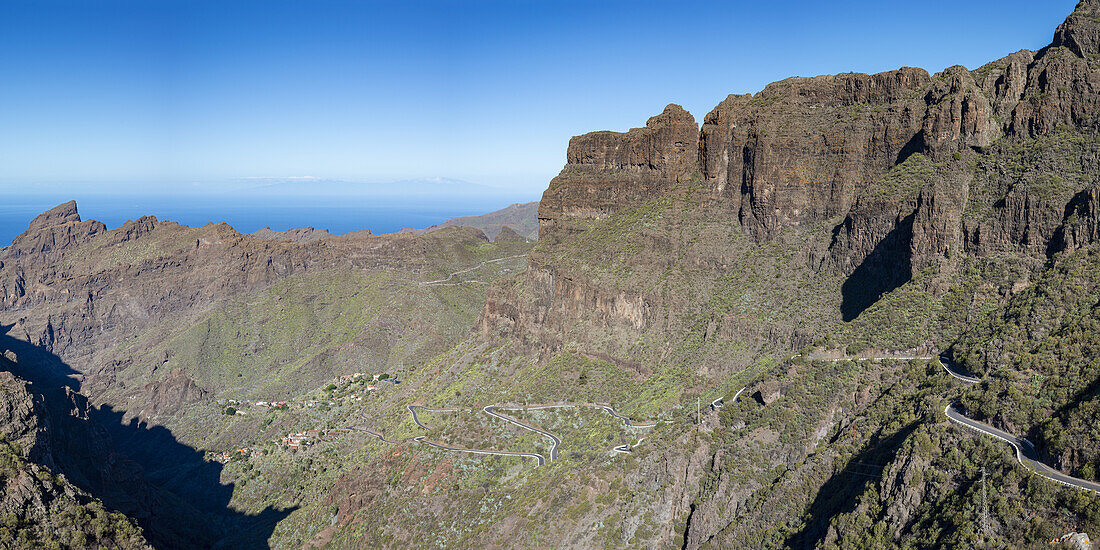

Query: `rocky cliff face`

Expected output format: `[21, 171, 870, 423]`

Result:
[539, 104, 697, 236]
[485, 0, 1100, 357]
[0, 202, 494, 382]
[4, 200, 106, 260]
[0, 355, 152, 549]
[0, 199, 534, 548]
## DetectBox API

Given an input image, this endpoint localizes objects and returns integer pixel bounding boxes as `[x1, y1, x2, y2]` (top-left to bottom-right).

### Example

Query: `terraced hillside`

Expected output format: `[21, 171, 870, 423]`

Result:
[5, 1, 1100, 548]
[0, 201, 532, 548]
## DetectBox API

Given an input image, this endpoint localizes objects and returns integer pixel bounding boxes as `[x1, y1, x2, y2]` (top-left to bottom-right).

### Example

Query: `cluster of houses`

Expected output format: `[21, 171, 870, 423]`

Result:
[281, 429, 329, 449]
[211, 371, 401, 458]
[216, 398, 335, 410]
[212, 447, 251, 463]
[252, 401, 290, 409]
[335, 372, 390, 397]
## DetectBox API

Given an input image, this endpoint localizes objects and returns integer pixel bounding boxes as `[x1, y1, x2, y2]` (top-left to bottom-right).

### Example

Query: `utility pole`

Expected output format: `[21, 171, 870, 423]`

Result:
[981, 466, 989, 545]
[696, 397, 701, 426]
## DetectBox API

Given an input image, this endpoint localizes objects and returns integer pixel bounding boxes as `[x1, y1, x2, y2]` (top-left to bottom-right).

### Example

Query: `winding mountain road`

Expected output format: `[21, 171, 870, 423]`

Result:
[483, 406, 561, 462]
[940, 357, 1100, 494]
[345, 355, 1100, 488]
[419, 254, 528, 287]
[597, 404, 658, 428]
[412, 436, 546, 466]
[347, 401, 661, 466]
[347, 425, 403, 445]
[406, 404, 552, 464]
[710, 387, 746, 410]
[940, 356, 980, 384]
[407, 405, 468, 430]
[497, 403, 658, 455]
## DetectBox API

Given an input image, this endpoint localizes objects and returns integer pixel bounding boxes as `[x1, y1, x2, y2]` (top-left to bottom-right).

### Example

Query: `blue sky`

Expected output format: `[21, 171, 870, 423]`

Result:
[0, 0, 1080, 197]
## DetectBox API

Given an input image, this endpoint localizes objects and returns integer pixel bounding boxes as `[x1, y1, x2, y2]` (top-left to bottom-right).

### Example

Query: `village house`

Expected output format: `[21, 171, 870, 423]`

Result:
[281, 430, 326, 449]
[212, 447, 251, 464]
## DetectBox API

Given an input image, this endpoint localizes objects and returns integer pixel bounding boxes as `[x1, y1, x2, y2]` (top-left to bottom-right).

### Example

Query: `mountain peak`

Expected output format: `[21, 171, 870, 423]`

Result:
[27, 201, 81, 232]
[1053, 0, 1100, 56]
[4, 200, 104, 256]
[647, 103, 696, 129]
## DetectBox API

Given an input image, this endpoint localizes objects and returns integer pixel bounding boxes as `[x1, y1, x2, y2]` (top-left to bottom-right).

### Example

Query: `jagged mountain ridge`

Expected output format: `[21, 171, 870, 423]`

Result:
[2, 2, 1100, 549]
[485, 0, 1100, 365]
[0, 198, 534, 548]
[461, 2, 1100, 547]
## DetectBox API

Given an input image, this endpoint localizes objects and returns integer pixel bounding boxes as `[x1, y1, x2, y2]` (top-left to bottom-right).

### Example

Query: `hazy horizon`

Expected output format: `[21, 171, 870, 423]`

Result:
[0, 190, 539, 246]
[0, 0, 1078, 199]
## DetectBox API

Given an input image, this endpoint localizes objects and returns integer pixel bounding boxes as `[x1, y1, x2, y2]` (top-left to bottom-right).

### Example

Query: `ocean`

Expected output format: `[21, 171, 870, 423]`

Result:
[0, 193, 536, 246]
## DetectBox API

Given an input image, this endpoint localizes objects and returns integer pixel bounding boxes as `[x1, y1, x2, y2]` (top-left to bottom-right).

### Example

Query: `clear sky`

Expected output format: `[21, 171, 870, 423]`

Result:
[0, 0, 1080, 196]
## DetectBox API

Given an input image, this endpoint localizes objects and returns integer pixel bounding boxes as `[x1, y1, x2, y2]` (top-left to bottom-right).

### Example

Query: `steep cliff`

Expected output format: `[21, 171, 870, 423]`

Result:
[4, 2, 1100, 549]
[0, 201, 534, 548]
[0, 356, 151, 549]
[485, 0, 1100, 367]
[466, 3, 1100, 548]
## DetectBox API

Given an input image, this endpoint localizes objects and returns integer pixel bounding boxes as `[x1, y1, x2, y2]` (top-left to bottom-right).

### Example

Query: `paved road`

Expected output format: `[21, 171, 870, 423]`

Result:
[484, 406, 561, 462]
[598, 405, 657, 429]
[497, 403, 659, 455]
[940, 356, 980, 384]
[711, 387, 747, 410]
[412, 436, 546, 466]
[940, 357, 1100, 494]
[612, 437, 647, 455]
[407, 405, 468, 430]
[347, 425, 403, 444]
[420, 254, 528, 286]
[354, 401, 658, 466]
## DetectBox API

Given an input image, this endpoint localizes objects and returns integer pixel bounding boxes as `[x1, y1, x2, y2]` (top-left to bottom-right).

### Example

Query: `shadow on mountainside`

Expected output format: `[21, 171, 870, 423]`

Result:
[840, 212, 915, 322]
[0, 327, 293, 549]
[786, 421, 919, 549]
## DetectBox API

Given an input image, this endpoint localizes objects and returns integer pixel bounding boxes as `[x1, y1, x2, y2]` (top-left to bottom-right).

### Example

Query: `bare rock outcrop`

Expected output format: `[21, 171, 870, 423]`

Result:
[484, 1, 1100, 359]
[6, 200, 105, 258]
[250, 226, 335, 243]
[538, 103, 698, 242]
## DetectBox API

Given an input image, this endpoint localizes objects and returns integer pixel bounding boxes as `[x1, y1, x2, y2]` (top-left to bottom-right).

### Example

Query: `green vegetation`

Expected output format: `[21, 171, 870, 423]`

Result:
[956, 244, 1100, 479]
[0, 440, 148, 549]
[966, 129, 1100, 221]
[860, 153, 938, 203]
[705, 357, 1099, 548]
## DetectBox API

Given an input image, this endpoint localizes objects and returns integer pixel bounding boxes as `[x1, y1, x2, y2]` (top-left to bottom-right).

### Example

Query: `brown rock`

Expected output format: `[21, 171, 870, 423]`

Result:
[494, 225, 526, 243]
[1054, 0, 1100, 57]
[6, 200, 106, 257]
[250, 226, 335, 243]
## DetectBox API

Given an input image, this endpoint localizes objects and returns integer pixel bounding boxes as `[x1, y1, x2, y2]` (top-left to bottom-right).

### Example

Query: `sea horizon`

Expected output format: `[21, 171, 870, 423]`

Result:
[0, 192, 538, 246]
